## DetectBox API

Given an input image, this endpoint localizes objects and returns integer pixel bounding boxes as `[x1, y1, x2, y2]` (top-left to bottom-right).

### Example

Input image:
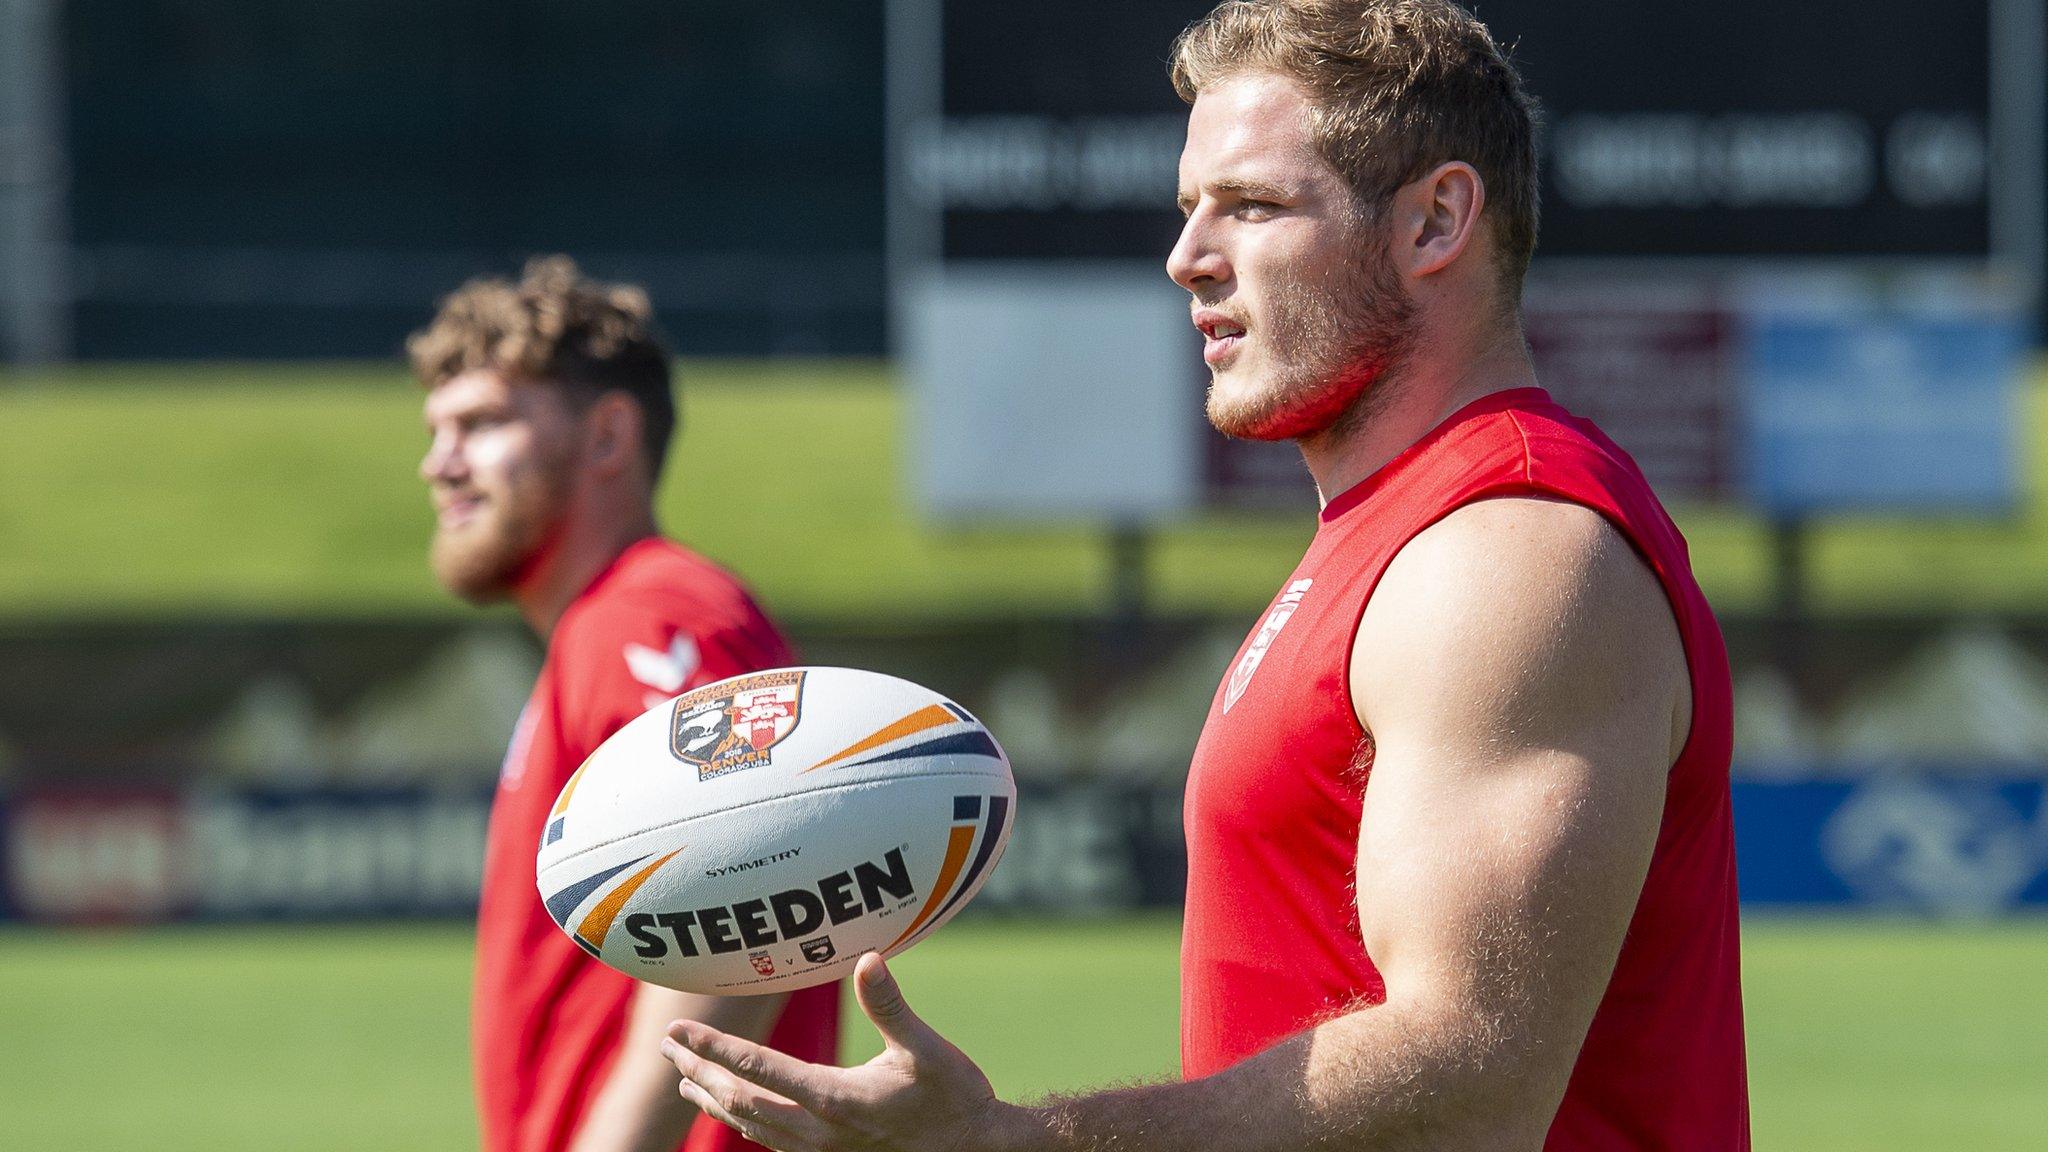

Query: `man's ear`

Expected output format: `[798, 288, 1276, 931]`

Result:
[1392, 161, 1485, 280]
[585, 392, 645, 480]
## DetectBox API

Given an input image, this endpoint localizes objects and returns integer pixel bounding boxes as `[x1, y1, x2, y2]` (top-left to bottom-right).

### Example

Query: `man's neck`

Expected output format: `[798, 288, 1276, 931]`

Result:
[513, 504, 660, 640]
[1297, 323, 1537, 506]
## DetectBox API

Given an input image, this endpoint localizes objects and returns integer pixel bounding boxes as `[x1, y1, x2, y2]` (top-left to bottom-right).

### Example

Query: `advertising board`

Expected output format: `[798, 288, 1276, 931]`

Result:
[5, 777, 2046, 921]
[1743, 277, 2030, 514]
[2, 788, 490, 922]
[911, 1, 2027, 266]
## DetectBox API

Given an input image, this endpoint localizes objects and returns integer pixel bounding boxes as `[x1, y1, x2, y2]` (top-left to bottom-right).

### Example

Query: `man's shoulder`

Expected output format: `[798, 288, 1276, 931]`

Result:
[608, 535, 757, 601]
[566, 539, 778, 643]
[1371, 496, 1657, 644]
[548, 539, 793, 734]
[1494, 396, 1656, 499]
[1356, 496, 1688, 753]
[559, 539, 790, 678]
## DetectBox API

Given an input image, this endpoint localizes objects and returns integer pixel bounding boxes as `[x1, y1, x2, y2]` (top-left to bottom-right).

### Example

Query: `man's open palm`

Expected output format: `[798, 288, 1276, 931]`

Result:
[662, 953, 1032, 1152]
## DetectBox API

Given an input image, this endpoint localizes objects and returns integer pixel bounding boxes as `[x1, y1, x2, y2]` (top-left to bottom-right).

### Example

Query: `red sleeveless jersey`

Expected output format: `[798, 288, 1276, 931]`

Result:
[1181, 389, 1748, 1149]
[474, 537, 840, 1152]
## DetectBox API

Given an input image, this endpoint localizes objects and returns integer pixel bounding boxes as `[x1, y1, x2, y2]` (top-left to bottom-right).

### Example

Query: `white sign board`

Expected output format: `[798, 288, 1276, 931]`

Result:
[907, 263, 1201, 521]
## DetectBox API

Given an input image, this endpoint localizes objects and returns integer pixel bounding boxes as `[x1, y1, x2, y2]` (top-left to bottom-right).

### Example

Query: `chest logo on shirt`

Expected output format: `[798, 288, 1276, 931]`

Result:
[625, 633, 702, 710]
[499, 703, 535, 790]
[1223, 578, 1313, 714]
[670, 669, 807, 781]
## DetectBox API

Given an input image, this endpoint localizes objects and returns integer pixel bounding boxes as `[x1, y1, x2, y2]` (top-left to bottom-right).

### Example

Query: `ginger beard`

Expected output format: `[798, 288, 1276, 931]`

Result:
[426, 396, 580, 604]
[431, 468, 570, 603]
[1202, 216, 1416, 443]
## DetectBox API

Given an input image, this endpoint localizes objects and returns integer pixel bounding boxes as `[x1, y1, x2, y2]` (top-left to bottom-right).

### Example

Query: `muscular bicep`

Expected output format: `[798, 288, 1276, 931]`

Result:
[1346, 498, 1686, 1113]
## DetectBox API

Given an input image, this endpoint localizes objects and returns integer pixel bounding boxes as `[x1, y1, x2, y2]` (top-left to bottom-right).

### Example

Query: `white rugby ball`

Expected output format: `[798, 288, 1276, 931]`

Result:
[535, 666, 1014, 995]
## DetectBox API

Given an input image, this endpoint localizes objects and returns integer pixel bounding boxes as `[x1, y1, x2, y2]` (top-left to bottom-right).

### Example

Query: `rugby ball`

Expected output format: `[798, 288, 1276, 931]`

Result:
[535, 666, 1014, 995]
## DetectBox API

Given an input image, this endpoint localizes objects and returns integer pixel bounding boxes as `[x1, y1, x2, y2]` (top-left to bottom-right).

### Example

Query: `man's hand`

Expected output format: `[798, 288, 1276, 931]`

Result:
[661, 953, 1038, 1152]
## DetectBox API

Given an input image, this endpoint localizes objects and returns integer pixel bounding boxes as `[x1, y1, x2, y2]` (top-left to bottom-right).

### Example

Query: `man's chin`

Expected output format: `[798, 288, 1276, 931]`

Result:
[1206, 381, 1349, 442]
[430, 539, 525, 605]
[1207, 410, 1306, 442]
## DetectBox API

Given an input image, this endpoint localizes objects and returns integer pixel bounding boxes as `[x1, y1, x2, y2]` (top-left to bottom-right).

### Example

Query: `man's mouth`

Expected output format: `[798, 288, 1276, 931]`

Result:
[1195, 315, 1248, 364]
[435, 492, 486, 528]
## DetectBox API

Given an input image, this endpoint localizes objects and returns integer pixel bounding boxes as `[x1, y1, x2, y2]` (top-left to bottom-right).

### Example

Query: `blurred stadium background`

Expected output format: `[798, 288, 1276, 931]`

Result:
[4, 1, 2047, 1148]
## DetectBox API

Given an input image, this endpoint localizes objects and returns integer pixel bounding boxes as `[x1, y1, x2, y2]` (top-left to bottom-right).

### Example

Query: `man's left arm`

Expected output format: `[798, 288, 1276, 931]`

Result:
[569, 984, 789, 1152]
[661, 497, 1688, 1152]
[566, 612, 808, 1152]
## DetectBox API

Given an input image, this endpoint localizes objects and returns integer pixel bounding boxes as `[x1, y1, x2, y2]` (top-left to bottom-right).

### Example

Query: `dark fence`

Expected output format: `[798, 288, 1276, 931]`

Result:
[62, 0, 888, 358]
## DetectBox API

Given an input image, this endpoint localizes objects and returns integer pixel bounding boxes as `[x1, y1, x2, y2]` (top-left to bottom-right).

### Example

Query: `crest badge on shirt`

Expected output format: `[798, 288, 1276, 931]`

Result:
[669, 669, 807, 781]
[1223, 578, 1313, 714]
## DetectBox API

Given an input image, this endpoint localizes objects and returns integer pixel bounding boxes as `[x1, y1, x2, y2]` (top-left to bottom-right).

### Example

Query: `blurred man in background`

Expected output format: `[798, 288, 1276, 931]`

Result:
[413, 257, 839, 1152]
[659, 2, 1746, 1149]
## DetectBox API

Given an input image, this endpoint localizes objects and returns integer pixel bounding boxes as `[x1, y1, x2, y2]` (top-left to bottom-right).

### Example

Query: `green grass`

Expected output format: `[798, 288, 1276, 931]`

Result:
[4, 360, 2048, 620]
[1, 917, 2043, 1150]
[1740, 916, 2048, 1148]
[0, 922, 479, 1151]
[0, 362, 1312, 622]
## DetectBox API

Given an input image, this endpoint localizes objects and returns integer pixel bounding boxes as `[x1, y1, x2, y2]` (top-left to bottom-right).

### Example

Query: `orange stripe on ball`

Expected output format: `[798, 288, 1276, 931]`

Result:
[806, 704, 958, 772]
[576, 848, 682, 951]
[885, 825, 975, 951]
[551, 756, 594, 817]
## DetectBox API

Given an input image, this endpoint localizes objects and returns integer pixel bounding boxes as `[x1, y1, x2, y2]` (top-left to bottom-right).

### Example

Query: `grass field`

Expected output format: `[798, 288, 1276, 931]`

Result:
[5, 361, 2048, 621]
[3, 916, 2044, 1150]
[0, 362, 1313, 622]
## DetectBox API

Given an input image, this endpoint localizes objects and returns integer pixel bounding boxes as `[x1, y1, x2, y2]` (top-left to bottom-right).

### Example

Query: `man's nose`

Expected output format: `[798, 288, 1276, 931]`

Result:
[1167, 211, 1230, 292]
[420, 433, 462, 484]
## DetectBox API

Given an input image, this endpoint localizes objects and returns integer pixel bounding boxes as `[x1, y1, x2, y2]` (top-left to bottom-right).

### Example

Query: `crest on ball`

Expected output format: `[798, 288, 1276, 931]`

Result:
[670, 670, 807, 781]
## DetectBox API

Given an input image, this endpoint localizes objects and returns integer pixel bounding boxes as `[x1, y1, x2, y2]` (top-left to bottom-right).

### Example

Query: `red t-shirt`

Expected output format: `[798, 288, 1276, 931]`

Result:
[474, 537, 841, 1152]
[1181, 389, 1748, 1149]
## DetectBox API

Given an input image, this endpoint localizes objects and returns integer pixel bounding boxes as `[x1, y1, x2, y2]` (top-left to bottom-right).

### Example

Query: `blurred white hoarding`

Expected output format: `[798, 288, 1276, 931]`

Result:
[908, 263, 1201, 522]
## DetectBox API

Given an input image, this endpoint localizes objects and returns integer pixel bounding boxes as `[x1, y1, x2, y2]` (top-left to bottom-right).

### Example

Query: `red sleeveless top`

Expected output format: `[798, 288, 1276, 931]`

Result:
[1181, 388, 1748, 1149]
[475, 539, 839, 1152]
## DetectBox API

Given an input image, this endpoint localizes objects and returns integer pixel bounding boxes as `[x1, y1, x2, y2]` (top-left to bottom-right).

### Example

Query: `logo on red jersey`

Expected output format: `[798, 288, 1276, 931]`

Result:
[1223, 579, 1313, 714]
[669, 670, 806, 780]
[625, 632, 702, 710]
[499, 703, 536, 790]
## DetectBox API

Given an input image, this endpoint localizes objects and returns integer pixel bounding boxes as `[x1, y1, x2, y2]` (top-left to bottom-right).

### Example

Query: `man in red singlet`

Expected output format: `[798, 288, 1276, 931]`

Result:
[413, 257, 839, 1152]
[657, 3, 1748, 1149]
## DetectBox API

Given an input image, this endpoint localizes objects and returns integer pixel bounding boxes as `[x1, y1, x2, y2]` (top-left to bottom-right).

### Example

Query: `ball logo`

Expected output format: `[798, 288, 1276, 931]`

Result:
[620, 846, 919, 959]
[670, 670, 807, 780]
[607, 794, 1011, 976]
[749, 950, 776, 976]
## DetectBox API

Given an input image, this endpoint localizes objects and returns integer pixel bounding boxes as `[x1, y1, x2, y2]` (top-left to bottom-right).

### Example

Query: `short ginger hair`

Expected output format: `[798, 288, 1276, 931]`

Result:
[1171, 0, 1540, 301]
[408, 256, 677, 479]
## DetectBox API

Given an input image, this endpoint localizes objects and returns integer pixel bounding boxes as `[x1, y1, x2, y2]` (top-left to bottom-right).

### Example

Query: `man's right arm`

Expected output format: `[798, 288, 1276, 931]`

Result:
[652, 497, 1689, 1152]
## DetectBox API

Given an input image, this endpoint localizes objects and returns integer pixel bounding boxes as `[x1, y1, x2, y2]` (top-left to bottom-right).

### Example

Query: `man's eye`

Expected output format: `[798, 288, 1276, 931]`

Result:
[1238, 200, 1280, 218]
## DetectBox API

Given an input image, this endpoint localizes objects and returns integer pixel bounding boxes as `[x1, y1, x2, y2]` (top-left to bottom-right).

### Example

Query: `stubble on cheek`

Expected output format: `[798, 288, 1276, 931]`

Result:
[1204, 241, 1414, 443]
[428, 451, 573, 604]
